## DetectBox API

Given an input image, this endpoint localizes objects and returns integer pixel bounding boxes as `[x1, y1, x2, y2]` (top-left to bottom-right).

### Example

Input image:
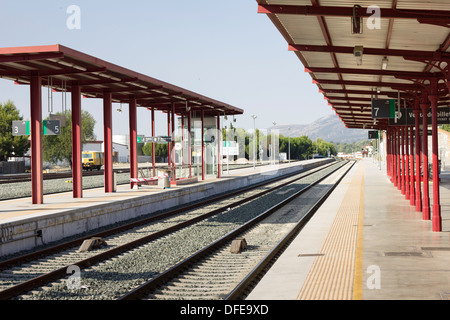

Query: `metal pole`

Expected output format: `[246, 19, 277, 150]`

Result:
[420, 92, 430, 220]
[288, 127, 291, 163]
[429, 84, 442, 231]
[414, 103, 422, 212]
[151, 107, 156, 177]
[129, 98, 137, 189]
[30, 74, 43, 204]
[251, 114, 257, 169]
[71, 83, 82, 198]
[103, 91, 113, 193]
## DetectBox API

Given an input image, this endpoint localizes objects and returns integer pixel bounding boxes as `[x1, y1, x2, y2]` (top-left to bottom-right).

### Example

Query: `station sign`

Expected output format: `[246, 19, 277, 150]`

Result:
[388, 107, 450, 126]
[43, 120, 61, 136]
[368, 131, 379, 139]
[12, 120, 30, 136]
[372, 99, 396, 119]
[138, 136, 173, 143]
[222, 141, 239, 155]
[12, 120, 61, 136]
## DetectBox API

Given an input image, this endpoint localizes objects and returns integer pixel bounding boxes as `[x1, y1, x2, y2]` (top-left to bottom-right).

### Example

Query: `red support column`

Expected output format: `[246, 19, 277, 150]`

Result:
[397, 127, 401, 190]
[217, 112, 221, 178]
[103, 91, 113, 193]
[389, 130, 393, 180]
[410, 125, 415, 207]
[171, 103, 176, 182]
[182, 114, 185, 170]
[389, 129, 394, 183]
[188, 110, 192, 178]
[201, 109, 205, 181]
[401, 127, 406, 195]
[414, 105, 422, 212]
[420, 93, 430, 220]
[386, 130, 390, 178]
[151, 107, 156, 177]
[393, 128, 397, 186]
[30, 74, 43, 204]
[429, 83, 442, 232]
[167, 109, 171, 172]
[405, 126, 410, 200]
[129, 97, 137, 189]
[71, 83, 82, 198]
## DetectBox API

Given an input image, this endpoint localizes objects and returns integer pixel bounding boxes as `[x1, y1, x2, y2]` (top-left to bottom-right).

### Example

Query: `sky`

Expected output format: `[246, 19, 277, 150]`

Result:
[0, 0, 333, 140]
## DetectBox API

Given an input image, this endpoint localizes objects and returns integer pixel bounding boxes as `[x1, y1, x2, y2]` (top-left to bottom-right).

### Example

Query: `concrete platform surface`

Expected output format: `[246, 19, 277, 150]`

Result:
[247, 158, 450, 300]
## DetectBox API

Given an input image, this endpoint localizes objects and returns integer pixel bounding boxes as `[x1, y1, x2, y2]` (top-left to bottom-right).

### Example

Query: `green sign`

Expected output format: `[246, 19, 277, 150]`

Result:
[43, 120, 61, 135]
[12, 121, 30, 136]
[372, 99, 395, 119]
[368, 131, 379, 139]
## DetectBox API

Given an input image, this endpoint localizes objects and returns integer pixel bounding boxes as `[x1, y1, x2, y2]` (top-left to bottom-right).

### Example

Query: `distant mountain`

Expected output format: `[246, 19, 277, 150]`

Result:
[269, 114, 369, 144]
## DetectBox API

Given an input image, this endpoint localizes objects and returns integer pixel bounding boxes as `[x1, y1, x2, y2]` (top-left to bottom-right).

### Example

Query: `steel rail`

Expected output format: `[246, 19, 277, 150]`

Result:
[0, 160, 334, 271]
[118, 161, 350, 300]
[225, 160, 355, 300]
[0, 161, 336, 300]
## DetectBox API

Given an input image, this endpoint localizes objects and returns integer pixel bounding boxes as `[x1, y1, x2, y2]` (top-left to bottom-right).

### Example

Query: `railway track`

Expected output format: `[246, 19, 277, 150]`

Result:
[0, 160, 352, 300]
[0, 163, 279, 185]
[0, 167, 132, 184]
[121, 161, 354, 300]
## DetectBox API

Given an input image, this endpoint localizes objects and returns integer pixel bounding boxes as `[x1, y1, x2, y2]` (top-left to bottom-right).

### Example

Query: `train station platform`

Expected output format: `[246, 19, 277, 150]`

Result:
[247, 158, 450, 300]
[0, 159, 332, 257]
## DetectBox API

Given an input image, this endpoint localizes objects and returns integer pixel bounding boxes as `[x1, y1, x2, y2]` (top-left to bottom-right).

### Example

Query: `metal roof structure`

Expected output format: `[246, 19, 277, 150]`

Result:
[257, 0, 450, 130]
[0, 44, 243, 116]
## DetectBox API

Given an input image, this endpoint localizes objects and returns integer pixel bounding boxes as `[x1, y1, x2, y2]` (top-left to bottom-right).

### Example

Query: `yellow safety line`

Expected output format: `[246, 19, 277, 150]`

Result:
[352, 168, 365, 300]
[297, 162, 364, 300]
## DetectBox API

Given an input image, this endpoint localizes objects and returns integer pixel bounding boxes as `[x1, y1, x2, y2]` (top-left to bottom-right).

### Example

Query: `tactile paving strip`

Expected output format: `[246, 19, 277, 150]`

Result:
[297, 163, 364, 300]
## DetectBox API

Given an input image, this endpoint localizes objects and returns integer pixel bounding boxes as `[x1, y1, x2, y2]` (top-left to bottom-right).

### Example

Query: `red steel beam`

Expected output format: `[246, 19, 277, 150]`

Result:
[315, 78, 449, 90]
[306, 67, 444, 79]
[309, 0, 350, 108]
[0, 52, 64, 63]
[257, 4, 450, 20]
[289, 44, 450, 60]
[0, 67, 107, 78]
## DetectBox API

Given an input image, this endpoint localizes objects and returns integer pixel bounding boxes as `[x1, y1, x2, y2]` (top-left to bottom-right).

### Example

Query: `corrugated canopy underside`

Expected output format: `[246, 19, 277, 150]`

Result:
[258, 0, 450, 129]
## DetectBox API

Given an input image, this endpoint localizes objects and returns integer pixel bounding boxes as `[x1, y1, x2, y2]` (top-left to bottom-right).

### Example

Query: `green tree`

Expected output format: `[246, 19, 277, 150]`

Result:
[0, 100, 29, 161]
[42, 110, 96, 167]
[142, 142, 168, 159]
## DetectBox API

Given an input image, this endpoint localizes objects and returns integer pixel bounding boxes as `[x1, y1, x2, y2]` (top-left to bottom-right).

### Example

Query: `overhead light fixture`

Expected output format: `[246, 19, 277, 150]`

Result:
[382, 57, 389, 70]
[351, 5, 363, 34]
[354, 46, 364, 66]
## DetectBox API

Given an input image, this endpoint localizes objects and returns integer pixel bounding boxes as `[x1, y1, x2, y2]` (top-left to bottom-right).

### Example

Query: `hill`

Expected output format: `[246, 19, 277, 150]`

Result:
[270, 114, 369, 143]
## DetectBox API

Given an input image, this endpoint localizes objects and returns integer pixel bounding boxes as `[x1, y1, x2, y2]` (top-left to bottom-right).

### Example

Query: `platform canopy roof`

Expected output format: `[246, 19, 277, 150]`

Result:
[257, 0, 450, 130]
[0, 44, 243, 116]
